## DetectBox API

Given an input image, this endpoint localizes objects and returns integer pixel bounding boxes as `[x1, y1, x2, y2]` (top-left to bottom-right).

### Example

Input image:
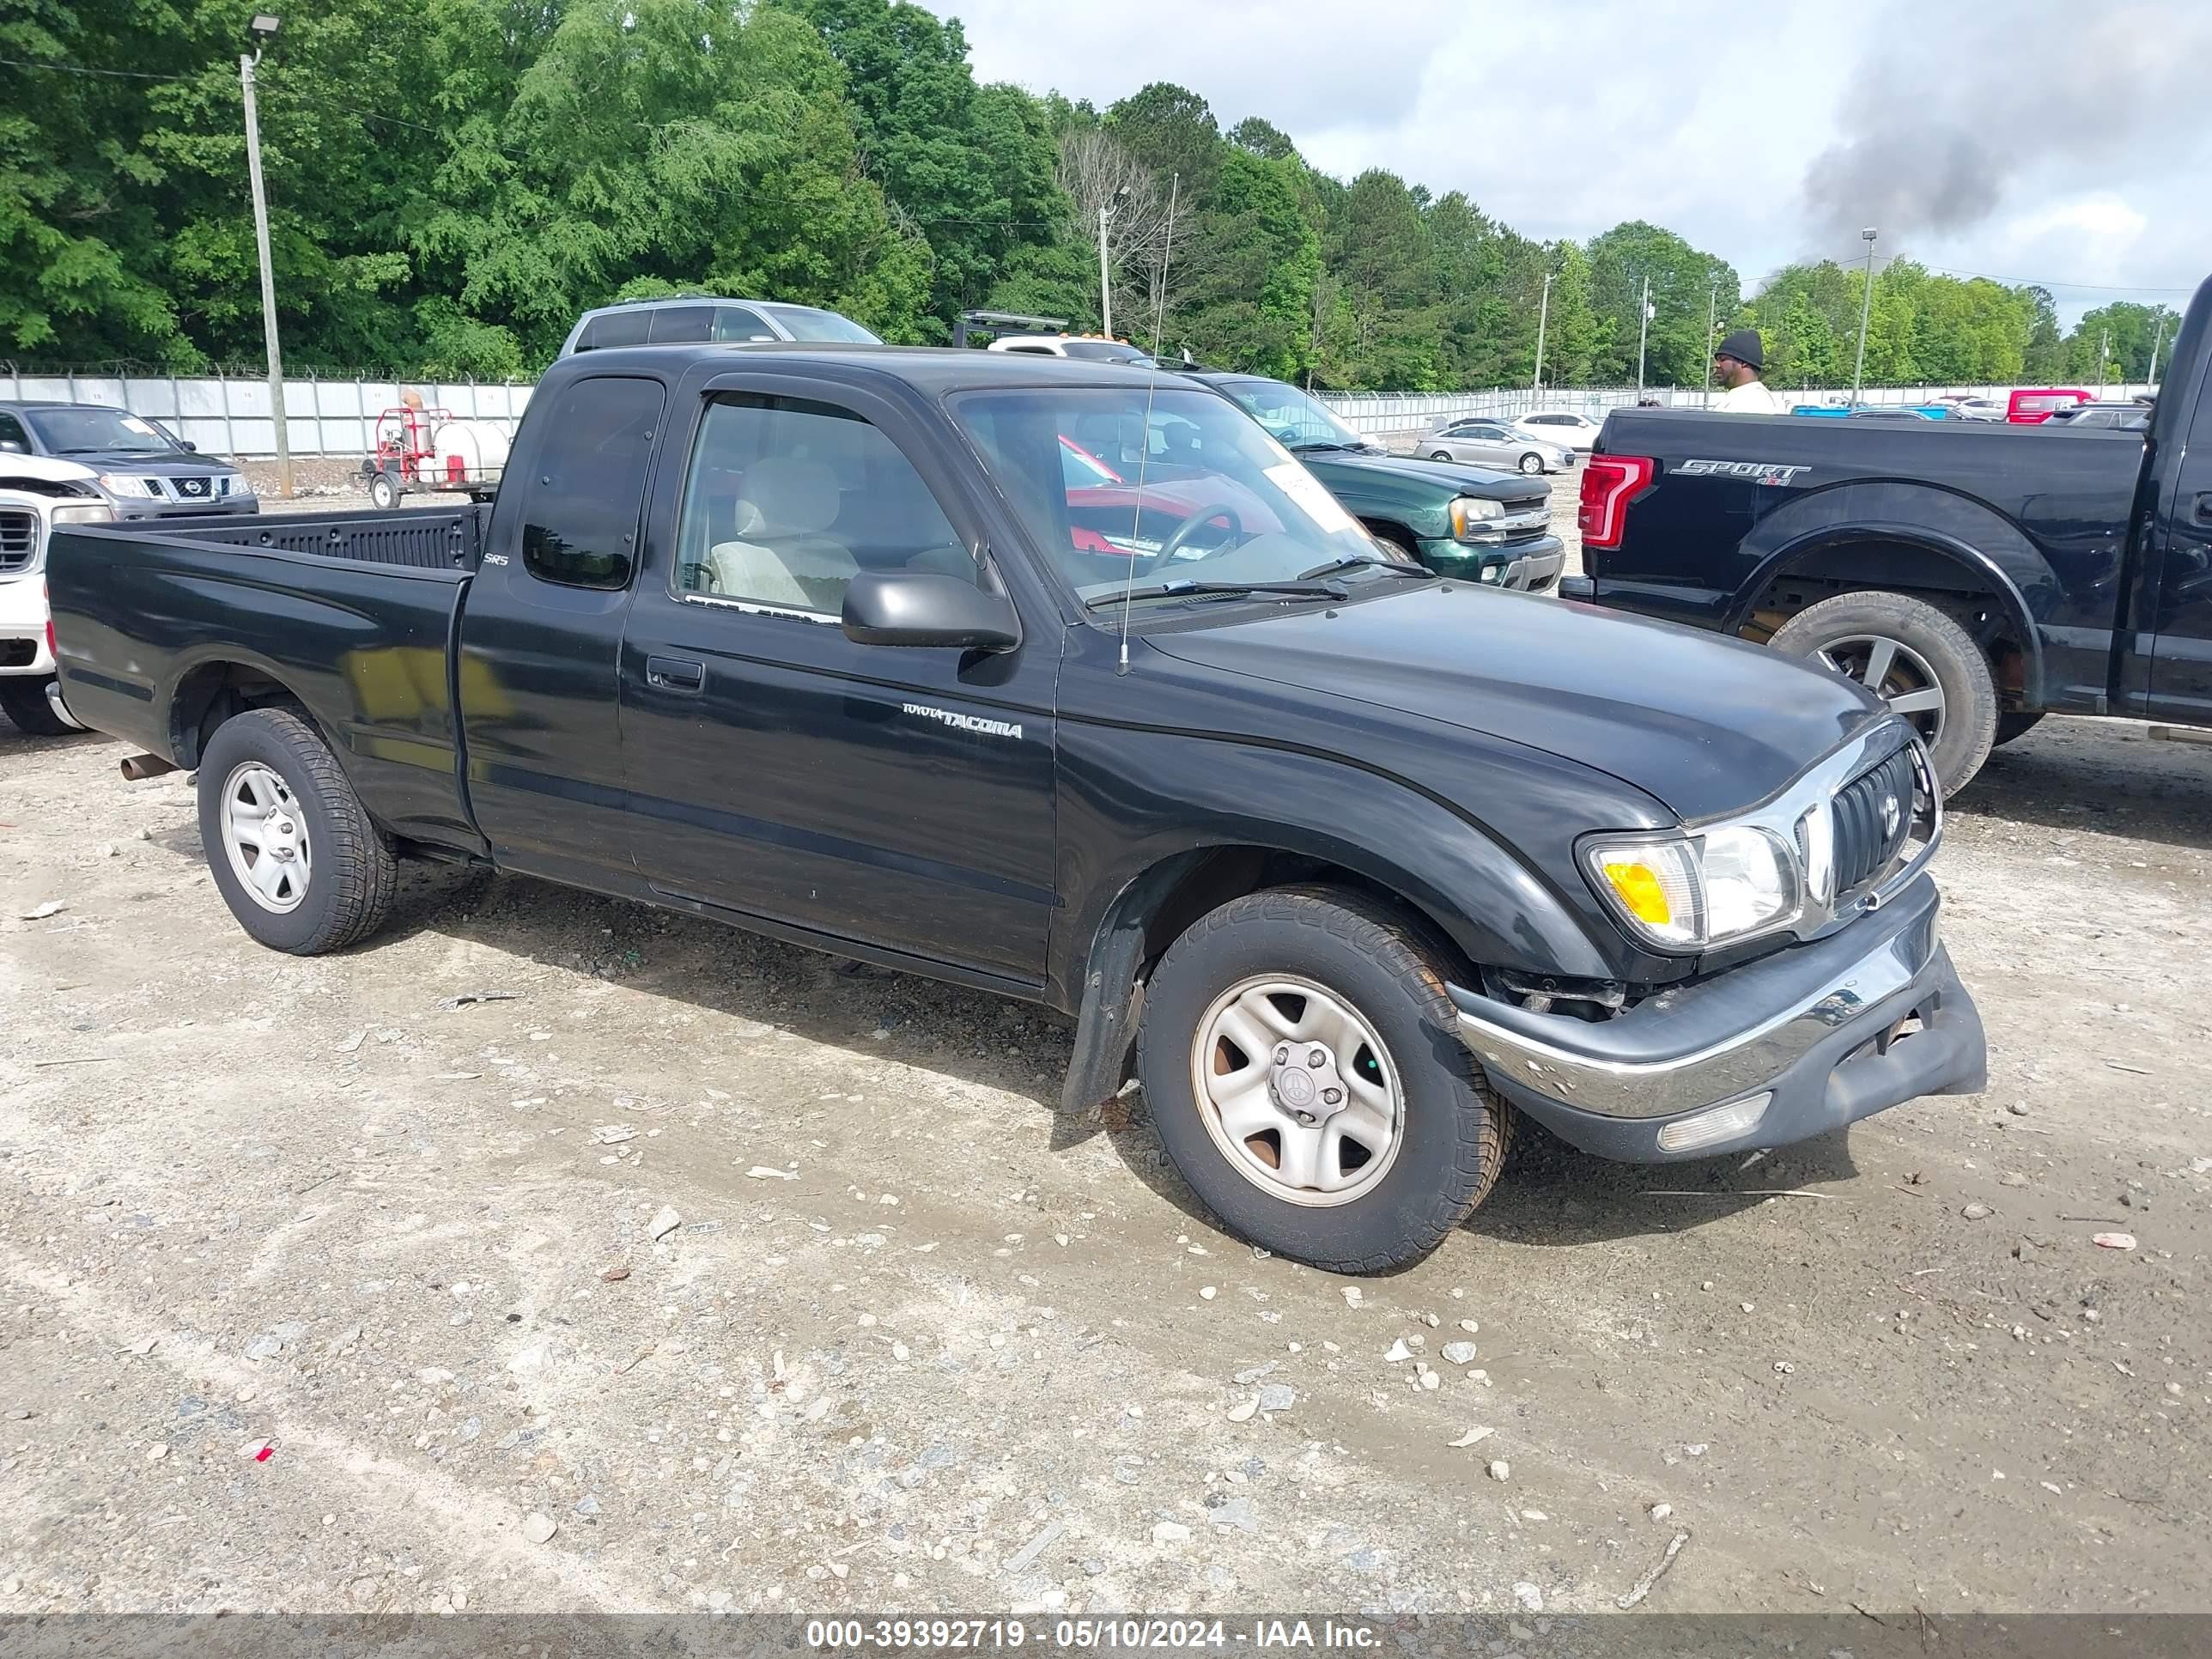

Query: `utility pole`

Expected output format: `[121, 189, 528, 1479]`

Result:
[2147, 312, 2168, 387]
[1634, 275, 1652, 399]
[1532, 270, 1552, 392]
[240, 13, 292, 498]
[1850, 227, 1878, 407]
[1702, 277, 1718, 409]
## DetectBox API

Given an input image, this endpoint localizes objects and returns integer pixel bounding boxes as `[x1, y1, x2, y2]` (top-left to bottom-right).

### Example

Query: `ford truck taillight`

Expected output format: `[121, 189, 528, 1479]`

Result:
[1577, 454, 1654, 550]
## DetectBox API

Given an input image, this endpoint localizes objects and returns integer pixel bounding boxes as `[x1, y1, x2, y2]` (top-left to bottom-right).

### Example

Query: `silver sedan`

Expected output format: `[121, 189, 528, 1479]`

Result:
[1419, 418, 1573, 475]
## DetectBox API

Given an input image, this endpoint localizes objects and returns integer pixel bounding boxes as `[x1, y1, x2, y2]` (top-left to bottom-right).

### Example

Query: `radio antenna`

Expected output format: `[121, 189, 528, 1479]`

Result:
[1116, 170, 1178, 674]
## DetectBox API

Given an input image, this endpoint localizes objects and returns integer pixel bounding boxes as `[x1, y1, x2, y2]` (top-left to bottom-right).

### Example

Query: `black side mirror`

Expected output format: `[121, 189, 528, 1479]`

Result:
[842, 568, 1019, 651]
[179, 439, 198, 452]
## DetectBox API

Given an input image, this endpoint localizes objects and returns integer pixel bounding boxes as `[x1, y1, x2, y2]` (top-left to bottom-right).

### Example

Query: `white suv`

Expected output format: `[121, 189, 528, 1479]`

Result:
[1511, 410, 1604, 452]
[558, 295, 881, 356]
[986, 334, 1159, 366]
[0, 454, 109, 734]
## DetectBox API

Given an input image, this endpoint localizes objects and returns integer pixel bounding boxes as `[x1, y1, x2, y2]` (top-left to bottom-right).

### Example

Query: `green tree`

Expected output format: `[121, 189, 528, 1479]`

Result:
[1586, 222, 1738, 388]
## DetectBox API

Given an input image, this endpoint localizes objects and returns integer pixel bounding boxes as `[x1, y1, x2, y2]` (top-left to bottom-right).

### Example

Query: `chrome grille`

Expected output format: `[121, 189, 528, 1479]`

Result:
[0, 508, 35, 573]
[1832, 744, 1917, 896]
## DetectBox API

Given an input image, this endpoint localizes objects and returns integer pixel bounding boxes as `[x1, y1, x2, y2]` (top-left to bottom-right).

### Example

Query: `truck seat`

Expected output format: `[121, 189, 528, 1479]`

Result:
[705, 457, 859, 612]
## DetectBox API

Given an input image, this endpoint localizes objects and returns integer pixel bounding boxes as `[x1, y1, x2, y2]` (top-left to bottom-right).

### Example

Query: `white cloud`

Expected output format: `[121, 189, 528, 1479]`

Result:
[947, 0, 2207, 323]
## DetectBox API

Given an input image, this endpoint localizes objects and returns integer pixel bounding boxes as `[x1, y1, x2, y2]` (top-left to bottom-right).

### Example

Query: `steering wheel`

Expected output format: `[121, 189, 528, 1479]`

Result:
[1155, 501, 1245, 562]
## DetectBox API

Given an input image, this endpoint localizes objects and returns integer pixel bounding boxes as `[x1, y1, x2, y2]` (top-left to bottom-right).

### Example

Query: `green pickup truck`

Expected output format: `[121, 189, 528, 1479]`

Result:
[1182, 371, 1565, 592]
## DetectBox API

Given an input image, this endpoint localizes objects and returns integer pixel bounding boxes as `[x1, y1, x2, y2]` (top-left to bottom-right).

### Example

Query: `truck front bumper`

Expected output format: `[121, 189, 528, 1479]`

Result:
[1446, 876, 1984, 1161]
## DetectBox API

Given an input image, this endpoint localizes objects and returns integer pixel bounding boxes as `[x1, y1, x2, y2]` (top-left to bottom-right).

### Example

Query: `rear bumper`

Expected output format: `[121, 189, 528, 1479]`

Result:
[1558, 574, 1595, 603]
[1447, 876, 1985, 1161]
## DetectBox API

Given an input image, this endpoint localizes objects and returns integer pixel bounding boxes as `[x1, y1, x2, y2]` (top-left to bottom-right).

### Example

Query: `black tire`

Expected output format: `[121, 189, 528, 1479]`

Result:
[1768, 590, 1998, 797]
[0, 675, 73, 737]
[1517, 452, 1544, 475]
[368, 471, 399, 510]
[1428, 450, 1455, 463]
[1994, 711, 2045, 747]
[197, 708, 398, 954]
[1136, 885, 1511, 1273]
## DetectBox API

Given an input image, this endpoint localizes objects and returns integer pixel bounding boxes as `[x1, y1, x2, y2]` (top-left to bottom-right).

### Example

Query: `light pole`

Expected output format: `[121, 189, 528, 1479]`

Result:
[2147, 312, 2168, 387]
[1702, 276, 1718, 408]
[240, 12, 292, 499]
[1634, 275, 1652, 399]
[1531, 269, 1552, 392]
[1850, 226, 1877, 407]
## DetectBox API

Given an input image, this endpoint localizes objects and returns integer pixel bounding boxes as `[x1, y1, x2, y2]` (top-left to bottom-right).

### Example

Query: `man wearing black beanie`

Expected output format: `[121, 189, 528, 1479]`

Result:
[1712, 328, 1783, 414]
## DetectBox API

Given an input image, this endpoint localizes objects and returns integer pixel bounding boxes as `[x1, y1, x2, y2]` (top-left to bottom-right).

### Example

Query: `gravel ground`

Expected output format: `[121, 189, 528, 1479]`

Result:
[3, 694, 2207, 1621]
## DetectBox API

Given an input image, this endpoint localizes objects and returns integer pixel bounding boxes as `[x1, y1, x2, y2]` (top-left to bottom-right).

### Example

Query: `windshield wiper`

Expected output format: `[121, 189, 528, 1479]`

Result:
[1288, 440, 1363, 454]
[1085, 578, 1347, 610]
[1297, 555, 1434, 581]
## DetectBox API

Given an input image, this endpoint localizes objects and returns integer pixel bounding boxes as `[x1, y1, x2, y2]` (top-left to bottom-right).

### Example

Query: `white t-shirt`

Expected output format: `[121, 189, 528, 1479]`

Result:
[1714, 379, 1784, 415]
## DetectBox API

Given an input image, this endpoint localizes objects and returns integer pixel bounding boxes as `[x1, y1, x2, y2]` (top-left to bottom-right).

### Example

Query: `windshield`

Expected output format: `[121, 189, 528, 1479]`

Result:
[758, 307, 882, 344]
[1219, 380, 1370, 452]
[23, 406, 179, 455]
[955, 386, 1390, 608]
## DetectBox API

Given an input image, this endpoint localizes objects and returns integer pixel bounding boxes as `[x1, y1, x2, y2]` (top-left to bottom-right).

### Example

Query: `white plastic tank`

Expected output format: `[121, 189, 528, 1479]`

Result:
[429, 418, 511, 488]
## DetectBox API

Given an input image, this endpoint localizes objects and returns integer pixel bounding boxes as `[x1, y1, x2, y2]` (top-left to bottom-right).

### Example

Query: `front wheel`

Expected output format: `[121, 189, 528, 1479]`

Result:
[1429, 450, 1455, 463]
[1518, 452, 1545, 474]
[0, 675, 73, 737]
[1137, 887, 1510, 1273]
[197, 708, 398, 953]
[1768, 590, 1998, 797]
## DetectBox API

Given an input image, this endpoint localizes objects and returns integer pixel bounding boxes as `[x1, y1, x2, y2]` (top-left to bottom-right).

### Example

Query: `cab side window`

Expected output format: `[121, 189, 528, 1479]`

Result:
[519, 377, 665, 590]
[0, 411, 27, 451]
[673, 394, 972, 614]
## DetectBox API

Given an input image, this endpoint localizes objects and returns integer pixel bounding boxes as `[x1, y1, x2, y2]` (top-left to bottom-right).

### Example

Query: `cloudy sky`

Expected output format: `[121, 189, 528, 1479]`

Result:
[948, 0, 2209, 324]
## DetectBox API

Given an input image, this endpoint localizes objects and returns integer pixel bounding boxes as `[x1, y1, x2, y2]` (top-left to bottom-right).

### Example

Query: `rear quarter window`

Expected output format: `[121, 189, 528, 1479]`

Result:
[518, 377, 665, 590]
[578, 309, 652, 351]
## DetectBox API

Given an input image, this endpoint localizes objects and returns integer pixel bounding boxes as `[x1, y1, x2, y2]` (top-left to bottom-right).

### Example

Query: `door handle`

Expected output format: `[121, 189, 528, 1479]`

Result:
[2192, 491, 2212, 527]
[646, 655, 705, 693]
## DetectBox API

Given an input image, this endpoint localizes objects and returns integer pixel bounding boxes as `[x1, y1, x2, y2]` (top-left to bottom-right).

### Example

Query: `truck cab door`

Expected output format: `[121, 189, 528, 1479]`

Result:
[2141, 370, 2212, 721]
[457, 374, 666, 888]
[616, 372, 1059, 985]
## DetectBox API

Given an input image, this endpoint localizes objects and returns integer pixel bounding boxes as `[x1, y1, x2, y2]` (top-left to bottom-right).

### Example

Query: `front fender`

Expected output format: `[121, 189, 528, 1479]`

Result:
[1047, 721, 1627, 1009]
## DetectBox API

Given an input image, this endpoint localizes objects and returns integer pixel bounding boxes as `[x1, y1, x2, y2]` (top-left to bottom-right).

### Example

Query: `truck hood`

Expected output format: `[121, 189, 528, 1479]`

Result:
[1298, 447, 1541, 504]
[64, 452, 240, 475]
[1145, 584, 1889, 823]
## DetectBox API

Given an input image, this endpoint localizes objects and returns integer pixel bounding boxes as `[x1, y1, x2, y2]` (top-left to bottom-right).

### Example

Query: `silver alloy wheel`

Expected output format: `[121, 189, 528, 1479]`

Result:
[1815, 634, 1947, 744]
[1188, 974, 1404, 1207]
[1429, 450, 1454, 462]
[220, 761, 312, 914]
[1519, 453, 1544, 474]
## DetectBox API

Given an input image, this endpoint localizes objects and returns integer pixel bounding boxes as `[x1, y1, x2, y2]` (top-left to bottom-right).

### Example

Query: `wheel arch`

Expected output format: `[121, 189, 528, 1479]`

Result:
[167, 653, 325, 769]
[1729, 521, 2047, 707]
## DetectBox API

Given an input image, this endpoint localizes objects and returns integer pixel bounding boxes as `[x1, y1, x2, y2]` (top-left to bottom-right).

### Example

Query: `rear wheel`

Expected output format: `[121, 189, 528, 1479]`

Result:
[1428, 450, 1455, 463]
[1137, 886, 1510, 1273]
[197, 708, 398, 954]
[368, 471, 399, 510]
[0, 676, 72, 737]
[1768, 590, 1997, 796]
[1517, 452, 1544, 474]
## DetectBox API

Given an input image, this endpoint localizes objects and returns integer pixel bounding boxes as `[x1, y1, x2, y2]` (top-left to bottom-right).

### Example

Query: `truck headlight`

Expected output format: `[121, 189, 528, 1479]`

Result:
[1583, 823, 1802, 951]
[97, 472, 161, 498]
[50, 503, 117, 525]
[1449, 495, 1504, 538]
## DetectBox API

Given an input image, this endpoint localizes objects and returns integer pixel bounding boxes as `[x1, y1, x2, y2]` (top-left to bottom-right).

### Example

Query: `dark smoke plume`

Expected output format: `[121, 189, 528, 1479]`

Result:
[1802, 0, 2209, 252]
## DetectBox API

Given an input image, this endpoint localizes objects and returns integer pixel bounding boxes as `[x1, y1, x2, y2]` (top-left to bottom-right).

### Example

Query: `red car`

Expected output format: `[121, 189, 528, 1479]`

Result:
[2007, 387, 2092, 424]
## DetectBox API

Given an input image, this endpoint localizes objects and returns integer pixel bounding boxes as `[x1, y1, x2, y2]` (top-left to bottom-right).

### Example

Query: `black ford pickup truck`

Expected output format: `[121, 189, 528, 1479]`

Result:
[1565, 272, 2212, 795]
[50, 344, 1984, 1272]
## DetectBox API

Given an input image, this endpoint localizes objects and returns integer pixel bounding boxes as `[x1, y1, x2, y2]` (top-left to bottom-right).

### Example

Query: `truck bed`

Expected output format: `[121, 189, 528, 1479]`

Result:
[48, 513, 483, 852]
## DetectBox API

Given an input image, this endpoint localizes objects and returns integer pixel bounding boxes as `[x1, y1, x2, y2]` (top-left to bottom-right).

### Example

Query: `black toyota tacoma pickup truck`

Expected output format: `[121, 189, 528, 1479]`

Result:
[49, 344, 1984, 1272]
[1565, 272, 2212, 796]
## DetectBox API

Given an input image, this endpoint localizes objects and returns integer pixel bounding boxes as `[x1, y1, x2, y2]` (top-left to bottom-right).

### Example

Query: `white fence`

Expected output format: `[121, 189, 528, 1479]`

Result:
[3, 366, 2156, 457]
[0, 368, 534, 459]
